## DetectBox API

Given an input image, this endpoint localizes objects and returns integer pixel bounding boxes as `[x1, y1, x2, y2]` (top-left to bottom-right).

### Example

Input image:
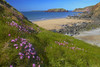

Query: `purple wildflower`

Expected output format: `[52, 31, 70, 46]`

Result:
[32, 48, 35, 50]
[11, 39, 15, 42]
[10, 65, 13, 67]
[8, 34, 11, 36]
[20, 43, 23, 47]
[71, 47, 75, 50]
[38, 64, 40, 67]
[32, 64, 35, 67]
[33, 56, 35, 58]
[31, 52, 35, 55]
[28, 49, 31, 52]
[19, 52, 22, 55]
[15, 38, 18, 41]
[28, 56, 30, 59]
[20, 56, 23, 59]
[24, 45, 28, 49]
[14, 44, 18, 47]
[25, 52, 29, 55]
[16, 47, 18, 49]
[22, 41, 27, 45]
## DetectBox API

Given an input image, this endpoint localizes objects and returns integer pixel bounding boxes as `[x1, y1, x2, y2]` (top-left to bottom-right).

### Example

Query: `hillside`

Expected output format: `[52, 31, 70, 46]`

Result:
[90, 2, 100, 19]
[74, 2, 100, 19]
[0, 0, 100, 67]
[45, 8, 68, 12]
[73, 6, 93, 12]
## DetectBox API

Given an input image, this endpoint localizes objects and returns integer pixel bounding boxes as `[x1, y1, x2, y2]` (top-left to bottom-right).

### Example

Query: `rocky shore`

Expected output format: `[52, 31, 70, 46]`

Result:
[54, 16, 100, 36]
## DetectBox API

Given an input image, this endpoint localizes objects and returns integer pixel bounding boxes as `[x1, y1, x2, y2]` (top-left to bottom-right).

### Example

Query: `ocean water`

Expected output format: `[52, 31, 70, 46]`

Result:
[22, 11, 81, 21]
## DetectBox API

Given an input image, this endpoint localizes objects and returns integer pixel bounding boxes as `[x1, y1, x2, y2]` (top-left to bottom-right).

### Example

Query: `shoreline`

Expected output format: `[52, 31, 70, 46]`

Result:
[32, 18, 92, 30]
[74, 28, 100, 47]
[31, 17, 65, 22]
[32, 17, 100, 46]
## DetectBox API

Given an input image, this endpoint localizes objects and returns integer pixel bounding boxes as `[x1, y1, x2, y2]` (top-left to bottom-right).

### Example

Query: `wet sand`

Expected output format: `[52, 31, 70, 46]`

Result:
[33, 18, 92, 30]
[74, 28, 100, 47]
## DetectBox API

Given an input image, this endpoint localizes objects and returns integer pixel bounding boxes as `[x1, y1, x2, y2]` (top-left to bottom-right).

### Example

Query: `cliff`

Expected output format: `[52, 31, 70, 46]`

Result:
[45, 8, 68, 12]
[74, 2, 100, 19]
[73, 6, 93, 12]
[90, 2, 100, 19]
[0, 0, 100, 67]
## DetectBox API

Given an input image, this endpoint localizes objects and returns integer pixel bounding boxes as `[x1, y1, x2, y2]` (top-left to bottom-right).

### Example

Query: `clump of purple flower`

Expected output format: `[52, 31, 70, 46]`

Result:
[7, 21, 35, 33]
[55, 41, 85, 51]
[10, 37, 42, 67]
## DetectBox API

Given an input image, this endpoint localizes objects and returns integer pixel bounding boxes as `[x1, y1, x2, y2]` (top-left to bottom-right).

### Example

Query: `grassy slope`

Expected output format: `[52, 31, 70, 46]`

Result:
[0, 0, 100, 67]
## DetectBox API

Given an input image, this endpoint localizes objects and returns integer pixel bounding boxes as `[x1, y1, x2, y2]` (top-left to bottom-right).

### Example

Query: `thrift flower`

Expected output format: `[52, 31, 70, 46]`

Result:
[11, 39, 15, 42]
[19, 52, 22, 55]
[10, 65, 13, 67]
[14, 44, 18, 47]
[38, 64, 40, 67]
[20, 43, 23, 47]
[15, 38, 18, 41]
[16, 47, 18, 49]
[8, 34, 11, 36]
[20, 56, 23, 59]
[33, 56, 35, 58]
[28, 56, 30, 59]
[32, 64, 35, 67]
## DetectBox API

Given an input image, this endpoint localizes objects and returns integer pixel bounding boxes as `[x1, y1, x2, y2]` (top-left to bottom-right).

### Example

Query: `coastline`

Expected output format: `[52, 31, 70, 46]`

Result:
[32, 18, 92, 30]
[74, 28, 100, 47]
[32, 18, 100, 47]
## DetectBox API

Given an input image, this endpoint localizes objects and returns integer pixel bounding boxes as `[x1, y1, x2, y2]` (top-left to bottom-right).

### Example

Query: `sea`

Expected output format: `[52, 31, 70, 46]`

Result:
[21, 11, 81, 21]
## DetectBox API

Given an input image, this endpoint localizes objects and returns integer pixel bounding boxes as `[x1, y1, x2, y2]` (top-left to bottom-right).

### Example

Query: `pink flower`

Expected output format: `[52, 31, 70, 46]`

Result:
[8, 34, 11, 36]
[33, 56, 35, 58]
[31, 52, 35, 55]
[71, 47, 75, 50]
[32, 64, 35, 67]
[24, 45, 28, 49]
[19, 52, 22, 55]
[20, 56, 23, 59]
[22, 41, 27, 45]
[11, 39, 15, 42]
[32, 48, 34, 50]
[38, 65, 40, 67]
[14, 44, 18, 47]
[20, 43, 23, 47]
[28, 56, 30, 59]
[10, 65, 13, 67]
[15, 38, 18, 41]
[16, 47, 18, 49]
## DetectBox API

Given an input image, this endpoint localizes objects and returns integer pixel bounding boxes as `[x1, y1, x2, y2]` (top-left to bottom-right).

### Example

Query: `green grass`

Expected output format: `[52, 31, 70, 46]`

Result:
[0, 0, 100, 67]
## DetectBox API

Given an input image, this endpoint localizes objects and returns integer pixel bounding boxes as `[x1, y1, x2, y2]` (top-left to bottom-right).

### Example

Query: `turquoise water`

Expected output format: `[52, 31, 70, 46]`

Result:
[22, 11, 81, 21]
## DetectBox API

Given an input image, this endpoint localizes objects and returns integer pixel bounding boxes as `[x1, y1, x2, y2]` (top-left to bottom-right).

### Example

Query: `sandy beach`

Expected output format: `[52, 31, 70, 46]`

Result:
[33, 18, 92, 30]
[33, 18, 100, 47]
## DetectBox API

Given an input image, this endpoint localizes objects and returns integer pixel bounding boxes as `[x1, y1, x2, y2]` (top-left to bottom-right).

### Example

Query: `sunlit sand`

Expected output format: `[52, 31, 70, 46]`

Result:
[33, 18, 92, 30]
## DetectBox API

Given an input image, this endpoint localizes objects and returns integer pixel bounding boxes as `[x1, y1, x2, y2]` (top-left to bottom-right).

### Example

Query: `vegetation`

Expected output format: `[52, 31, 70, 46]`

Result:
[45, 8, 68, 12]
[73, 6, 93, 12]
[0, 0, 100, 67]
[74, 2, 100, 19]
[91, 2, 100, 19]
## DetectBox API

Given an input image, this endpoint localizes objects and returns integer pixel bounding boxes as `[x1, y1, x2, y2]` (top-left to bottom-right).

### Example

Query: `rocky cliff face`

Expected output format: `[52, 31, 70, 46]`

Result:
[74, 2, 100, 19]
[91, 2, 100, 19]
[73, 6, 93, 12]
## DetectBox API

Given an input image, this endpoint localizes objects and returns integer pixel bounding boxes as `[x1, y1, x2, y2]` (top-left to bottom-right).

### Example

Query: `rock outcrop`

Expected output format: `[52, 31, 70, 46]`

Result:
[73, 6, 93, 12]
[90, 2, 100, 19]
[45, 8, 68, 12]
